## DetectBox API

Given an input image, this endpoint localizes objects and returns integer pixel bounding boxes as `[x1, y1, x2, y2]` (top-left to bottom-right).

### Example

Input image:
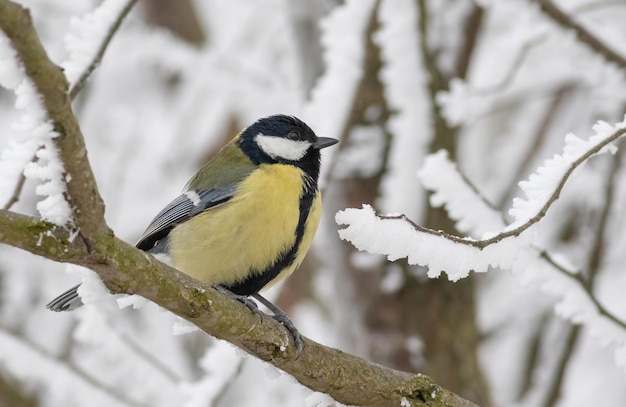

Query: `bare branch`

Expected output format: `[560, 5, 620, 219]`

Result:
[531, 0, 626, 72]
[69, 0, 138, 100]
[454, 4, 484, 80]
[539, 254, 626, 331]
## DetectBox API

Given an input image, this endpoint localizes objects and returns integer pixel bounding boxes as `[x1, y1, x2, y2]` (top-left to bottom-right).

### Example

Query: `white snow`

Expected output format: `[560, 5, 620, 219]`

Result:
[0, 28, 74, 225]
[508, 117, 626, 229]
[418, 150, 505, 237]
[10, 80, 73, 225]
[69, 265, 109, 306]
[172, 319, 200, 336]
[117, 294, 148, 310]
[375, 0, 431, 218]
[302, 0, 377, 182]
[62, 0, 134, 87]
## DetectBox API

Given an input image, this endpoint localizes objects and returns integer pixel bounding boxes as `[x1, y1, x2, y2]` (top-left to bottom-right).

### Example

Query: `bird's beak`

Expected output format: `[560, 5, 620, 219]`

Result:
[313, 137, 339, 149]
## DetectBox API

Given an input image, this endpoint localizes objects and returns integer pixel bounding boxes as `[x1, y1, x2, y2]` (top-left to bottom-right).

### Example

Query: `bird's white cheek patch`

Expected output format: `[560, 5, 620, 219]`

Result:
[255, 133, 310, 161]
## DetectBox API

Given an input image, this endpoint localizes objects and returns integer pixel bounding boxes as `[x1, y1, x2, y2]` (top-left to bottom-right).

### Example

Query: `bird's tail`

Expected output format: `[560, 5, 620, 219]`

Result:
[46, 284, 84, 312]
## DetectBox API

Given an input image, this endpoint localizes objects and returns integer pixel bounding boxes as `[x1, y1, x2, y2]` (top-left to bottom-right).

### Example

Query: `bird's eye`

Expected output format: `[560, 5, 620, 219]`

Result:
[287, 131, 300, 141]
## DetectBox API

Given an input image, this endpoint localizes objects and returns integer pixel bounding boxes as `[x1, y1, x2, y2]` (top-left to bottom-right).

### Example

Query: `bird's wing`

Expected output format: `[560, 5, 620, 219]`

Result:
[135, 185, 237, 251]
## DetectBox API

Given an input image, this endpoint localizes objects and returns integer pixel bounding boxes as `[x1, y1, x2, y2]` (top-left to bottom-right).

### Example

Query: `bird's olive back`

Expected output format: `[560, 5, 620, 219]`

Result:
[186, 137, 256, 191]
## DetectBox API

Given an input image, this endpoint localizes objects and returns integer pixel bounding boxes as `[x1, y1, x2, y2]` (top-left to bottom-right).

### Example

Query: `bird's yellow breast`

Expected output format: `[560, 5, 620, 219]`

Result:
[168, 164, 321, 289]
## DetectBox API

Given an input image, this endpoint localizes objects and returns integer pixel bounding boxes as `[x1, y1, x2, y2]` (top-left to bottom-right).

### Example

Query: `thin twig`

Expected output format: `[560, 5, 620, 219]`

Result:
[472, 35, 546, 95]
[69, 0, 138, 100]
[2, 171, 27, 211]
[2, 153, 38, 211]
[531, 0, 626, 72]
[539, 252, 626, 330]
[499, 84, 575, 208]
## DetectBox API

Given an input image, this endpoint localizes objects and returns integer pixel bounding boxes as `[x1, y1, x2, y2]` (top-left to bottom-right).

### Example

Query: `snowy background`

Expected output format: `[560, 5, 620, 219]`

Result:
[1, 0, 626, 406]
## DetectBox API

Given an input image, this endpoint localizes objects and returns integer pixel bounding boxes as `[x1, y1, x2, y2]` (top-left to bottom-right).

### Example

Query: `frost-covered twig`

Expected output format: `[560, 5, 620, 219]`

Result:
[531, 0, 626, 72]
[66, 0, 138, 100]
[338, 119, 626, 255]
[373, 123, 626, 250]
[0, 0, 107, 237]
[417, 148, 626, 332]
[539, 254, 626, 331]
[337, 118, 626, 376]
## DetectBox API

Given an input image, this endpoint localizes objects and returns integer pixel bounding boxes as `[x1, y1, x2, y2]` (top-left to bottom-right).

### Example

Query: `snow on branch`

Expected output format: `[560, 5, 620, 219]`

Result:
[337, 117, 626, 273]
[507, 119, 625, 232]
[63, 0, 138, 99]
[337, 117, 626, 370]
[418, 151, 505, 237]
[0, 31, 73, 226]
[375, 0, 431, 216]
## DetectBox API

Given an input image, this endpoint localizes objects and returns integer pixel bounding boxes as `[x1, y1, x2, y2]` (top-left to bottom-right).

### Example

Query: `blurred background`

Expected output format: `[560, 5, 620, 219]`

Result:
[1, 0, 626, 406]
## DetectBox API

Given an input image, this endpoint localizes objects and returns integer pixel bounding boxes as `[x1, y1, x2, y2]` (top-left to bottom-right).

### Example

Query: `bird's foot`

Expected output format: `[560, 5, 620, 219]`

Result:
[214, 285, 262, 322]
[253, 293, 303, 357]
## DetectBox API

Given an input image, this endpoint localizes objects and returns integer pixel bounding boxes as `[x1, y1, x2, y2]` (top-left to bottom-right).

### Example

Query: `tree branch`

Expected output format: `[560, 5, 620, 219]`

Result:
[0, 0, 107, 239]
[0, 1, 478, 406]
[454, 4, 484, 80]
[531, 0, 626, 72]
[0, 210, 478, 407]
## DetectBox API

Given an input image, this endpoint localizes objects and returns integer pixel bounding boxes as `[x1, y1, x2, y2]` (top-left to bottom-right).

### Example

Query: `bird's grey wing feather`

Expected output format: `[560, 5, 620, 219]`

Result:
[135, 185, 237, 251]
[46, 284, 83, 311]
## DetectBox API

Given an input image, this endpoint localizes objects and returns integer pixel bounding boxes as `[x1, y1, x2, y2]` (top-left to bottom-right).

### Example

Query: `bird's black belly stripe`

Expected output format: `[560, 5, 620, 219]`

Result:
[226, 180, 317, 296]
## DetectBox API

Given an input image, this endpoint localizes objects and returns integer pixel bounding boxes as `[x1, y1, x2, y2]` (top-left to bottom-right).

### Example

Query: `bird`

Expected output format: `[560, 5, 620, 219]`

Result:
[47, 114, 338, 354]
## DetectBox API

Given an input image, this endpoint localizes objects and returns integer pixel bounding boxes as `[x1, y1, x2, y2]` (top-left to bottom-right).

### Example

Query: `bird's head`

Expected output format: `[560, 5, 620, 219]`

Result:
[238, 115, 337, 172]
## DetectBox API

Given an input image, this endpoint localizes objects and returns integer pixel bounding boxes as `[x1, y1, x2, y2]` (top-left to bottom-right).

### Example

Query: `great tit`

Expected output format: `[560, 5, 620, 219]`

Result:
[47, 114, 338, 353]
